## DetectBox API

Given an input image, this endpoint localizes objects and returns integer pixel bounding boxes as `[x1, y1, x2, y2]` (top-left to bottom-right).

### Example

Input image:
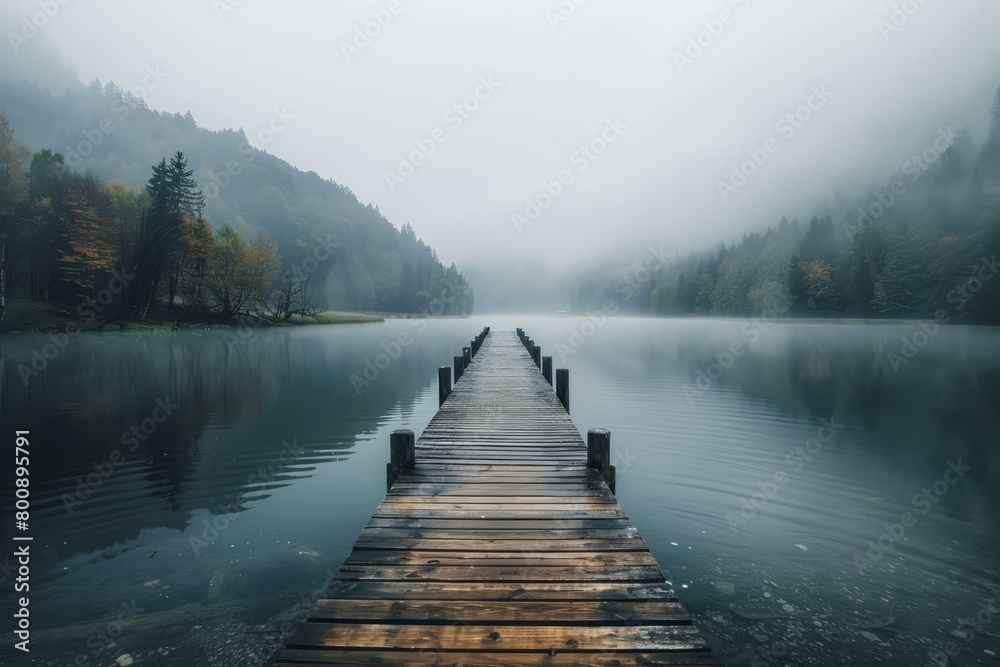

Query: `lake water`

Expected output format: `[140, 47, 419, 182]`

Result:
[1, 316, 998, 666]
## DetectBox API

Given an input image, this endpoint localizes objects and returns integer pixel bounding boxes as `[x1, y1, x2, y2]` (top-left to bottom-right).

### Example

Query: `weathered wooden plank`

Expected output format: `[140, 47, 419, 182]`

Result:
[402, 466, 589, 475]
[358, 525, 640, 538]
[370, 511, 629, 522]
[307, 599, 692, 624]
[354, 533, 648, 553]
[277, 649, 723, 666]
[397, 476, 596, 484]
[390, 482, 608, 491]
[285, 623, 709, 652]
[374, 500, 620, 510]
[403, 459, 590, 467]
[335, 565, 665, 582]
[363, 517, 636, 531]
[312, 580, 678, 601]
[343, 550, 660, 567]
[380, 496, 616, 505]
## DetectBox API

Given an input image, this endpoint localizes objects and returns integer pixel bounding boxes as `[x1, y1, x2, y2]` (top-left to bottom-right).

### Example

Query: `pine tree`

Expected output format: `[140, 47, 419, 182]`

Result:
[939, 146, 963, 184]
[125, 152, 204, 318]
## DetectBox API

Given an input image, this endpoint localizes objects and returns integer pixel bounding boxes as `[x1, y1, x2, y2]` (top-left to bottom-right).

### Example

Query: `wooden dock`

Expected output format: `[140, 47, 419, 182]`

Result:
[277, 329, 721, 666]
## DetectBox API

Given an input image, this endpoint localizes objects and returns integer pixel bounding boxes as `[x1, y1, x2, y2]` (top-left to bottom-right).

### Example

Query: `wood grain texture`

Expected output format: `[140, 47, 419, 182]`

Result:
[277, 330, 721, 666]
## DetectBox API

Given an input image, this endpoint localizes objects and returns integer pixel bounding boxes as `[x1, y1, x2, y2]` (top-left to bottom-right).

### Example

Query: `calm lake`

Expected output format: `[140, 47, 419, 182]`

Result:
[1, 316, 998, 666]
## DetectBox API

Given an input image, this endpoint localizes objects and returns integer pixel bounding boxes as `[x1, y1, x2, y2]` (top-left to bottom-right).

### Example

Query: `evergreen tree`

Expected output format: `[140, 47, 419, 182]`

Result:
[979, 86, 1000, 182]
[125, 152, 204, 317]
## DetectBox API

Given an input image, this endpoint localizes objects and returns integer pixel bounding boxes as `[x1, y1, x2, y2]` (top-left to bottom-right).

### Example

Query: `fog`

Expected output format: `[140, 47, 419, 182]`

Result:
[3, 0, 999, 309]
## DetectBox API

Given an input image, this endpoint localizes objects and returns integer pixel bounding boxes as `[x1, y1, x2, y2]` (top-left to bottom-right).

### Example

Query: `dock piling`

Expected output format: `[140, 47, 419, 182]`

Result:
[386, 429, 415, 491]
[542, 356, 553, 385]
[438, 366, 451, 406]
[588, 428, 616, 494]
[454, 356, 464, 383]
[556, 368, 570, 413]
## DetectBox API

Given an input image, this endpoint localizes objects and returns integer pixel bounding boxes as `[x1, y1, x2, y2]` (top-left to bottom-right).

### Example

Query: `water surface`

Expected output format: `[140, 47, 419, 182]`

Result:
[1, 316, 997, 665]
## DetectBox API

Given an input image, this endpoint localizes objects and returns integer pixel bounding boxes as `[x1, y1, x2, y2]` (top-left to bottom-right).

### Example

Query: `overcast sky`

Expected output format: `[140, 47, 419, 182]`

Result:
[4, 0, 1000, 283]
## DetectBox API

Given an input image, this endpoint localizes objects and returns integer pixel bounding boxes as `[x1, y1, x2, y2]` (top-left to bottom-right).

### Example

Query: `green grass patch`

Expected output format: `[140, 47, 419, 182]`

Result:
[100, 321, 175, 336]
[1, 299, 384, 333]
[0, 298, 81, 332]
[289, 311, 384, 325]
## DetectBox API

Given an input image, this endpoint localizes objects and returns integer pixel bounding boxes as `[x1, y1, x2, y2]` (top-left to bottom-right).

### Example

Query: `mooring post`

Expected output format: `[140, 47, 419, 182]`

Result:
[454, 355, 464, 383]
[542, 356, 553, 385]
[587, 428, 616, 494]
[532, 345, 541, 369]
[556, 368, 569, 413]
[386, 429, 415, 492]
[470, 339, 477, 357]
[463, 347, 472, 367]
[438, 366, 451, 406]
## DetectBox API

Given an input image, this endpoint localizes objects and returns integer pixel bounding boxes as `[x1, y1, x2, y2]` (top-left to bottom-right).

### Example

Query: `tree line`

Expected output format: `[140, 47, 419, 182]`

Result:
[571, 86, 1000, 325]
[0, 77, 474, 321]
[0, 118, 313, 324]
[0, 109, 476, 324]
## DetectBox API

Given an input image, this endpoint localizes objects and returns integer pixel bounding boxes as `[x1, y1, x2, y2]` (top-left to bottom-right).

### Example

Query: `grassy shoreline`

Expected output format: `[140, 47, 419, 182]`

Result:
[0, 298, 384, 333]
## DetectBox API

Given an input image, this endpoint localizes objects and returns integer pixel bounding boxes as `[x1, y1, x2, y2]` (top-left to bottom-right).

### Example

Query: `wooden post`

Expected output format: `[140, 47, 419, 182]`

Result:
[386, 429, 415, 492]
[532, 345, 541, 369]
[470, 339, 477, 357]
[463, 347, 472, 367]
[438, 366, 451, 406]
[542, 356, 552, 385]
[454, 356, 464, 383]
[587, 429, 616, 494]
[556, 369, 569, 413]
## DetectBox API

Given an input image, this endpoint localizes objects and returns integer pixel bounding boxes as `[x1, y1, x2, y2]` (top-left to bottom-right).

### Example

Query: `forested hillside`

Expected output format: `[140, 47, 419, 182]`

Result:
[0, 76, 473, 318]
[569, 87, 1000, 325]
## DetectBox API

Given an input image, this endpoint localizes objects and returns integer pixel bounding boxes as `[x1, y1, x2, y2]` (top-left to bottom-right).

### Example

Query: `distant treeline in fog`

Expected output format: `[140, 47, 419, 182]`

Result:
[569, 86, 1000, 325]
